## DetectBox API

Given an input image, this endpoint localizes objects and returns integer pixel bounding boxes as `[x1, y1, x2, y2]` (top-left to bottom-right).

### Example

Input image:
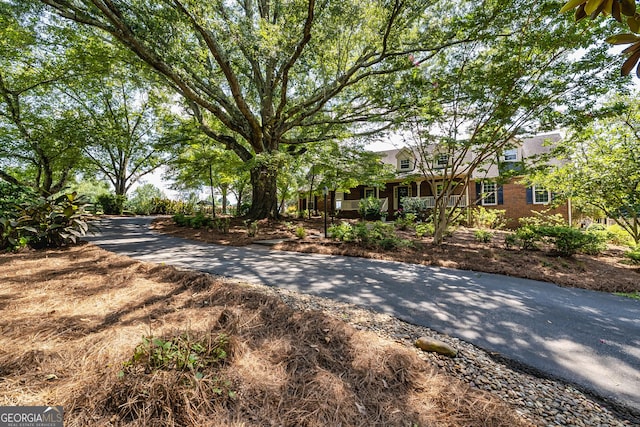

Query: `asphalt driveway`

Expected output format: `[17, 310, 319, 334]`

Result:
[86, 216, 640, 411]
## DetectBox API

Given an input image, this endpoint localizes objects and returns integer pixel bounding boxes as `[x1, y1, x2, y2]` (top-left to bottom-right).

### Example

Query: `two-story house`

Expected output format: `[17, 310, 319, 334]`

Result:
[298, 133, 570, 228]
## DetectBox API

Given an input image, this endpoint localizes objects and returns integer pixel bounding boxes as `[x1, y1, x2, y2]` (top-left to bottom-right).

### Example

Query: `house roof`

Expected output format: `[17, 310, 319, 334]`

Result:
[373, 132, 563, 180]
[521, 133, 562, 158]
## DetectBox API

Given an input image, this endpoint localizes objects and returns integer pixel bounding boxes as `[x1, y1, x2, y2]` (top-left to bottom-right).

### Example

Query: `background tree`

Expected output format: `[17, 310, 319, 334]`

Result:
[126, 183, 165, 215]
[168, 125, 250, 216]
[0, 5, 92, 194]
[529, 93, 640, 244]
[401, 0, 621, 244]
[66, 73, 177, 197]
[38, 0, 507, 219]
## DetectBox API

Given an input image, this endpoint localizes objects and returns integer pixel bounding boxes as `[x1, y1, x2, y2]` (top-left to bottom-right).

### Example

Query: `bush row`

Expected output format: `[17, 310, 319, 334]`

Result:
[505, 225, 607, 257]
[328, 221, 413, 250]
[96, 194, 205, 216]
[172, 213, 231, 233]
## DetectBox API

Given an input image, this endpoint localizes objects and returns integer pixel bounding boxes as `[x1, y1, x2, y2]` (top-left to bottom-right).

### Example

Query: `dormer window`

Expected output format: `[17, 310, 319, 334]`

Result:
[395, 148, 415, 172]
[503, 148, 518, 162]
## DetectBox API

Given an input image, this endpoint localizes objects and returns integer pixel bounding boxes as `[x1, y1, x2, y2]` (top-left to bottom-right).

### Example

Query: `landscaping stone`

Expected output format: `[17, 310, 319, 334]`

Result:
[415, 336, 458, 357]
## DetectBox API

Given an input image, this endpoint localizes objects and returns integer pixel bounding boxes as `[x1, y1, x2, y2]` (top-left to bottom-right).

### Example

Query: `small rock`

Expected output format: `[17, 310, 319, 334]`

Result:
[415, 337, 458, 357]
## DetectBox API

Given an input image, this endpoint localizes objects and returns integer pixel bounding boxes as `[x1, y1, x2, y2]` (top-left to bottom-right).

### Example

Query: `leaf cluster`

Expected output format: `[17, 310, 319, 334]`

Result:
[0, 184, 91, 251]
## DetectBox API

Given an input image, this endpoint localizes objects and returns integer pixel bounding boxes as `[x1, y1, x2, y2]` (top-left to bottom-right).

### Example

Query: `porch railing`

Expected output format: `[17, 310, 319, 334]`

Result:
[338, 195, 466, 211]
[338, 198, 388, 212]
[417, 194, 468, 208]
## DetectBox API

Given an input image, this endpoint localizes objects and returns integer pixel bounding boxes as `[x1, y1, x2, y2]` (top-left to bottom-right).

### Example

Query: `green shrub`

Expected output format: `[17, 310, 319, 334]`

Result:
[127, 184, 165, 215]
[124, 333, 228, 372]
[328, 221, 408, 249]
[1, 189, 90, 251]
[624, 247, 640, 264]
[214, 217, 231, 234]
[505, 225, 607, 256]
[473, 207, 506, 229]
[518, 212, 566, 228]
[245, 220, 258, 237]
[395, 213, 417, 231]
[120, 332, 232, 395]
[504, 226, 539, 250]
[358, 197, 383, 220]
[97, 193, 126, 215]
[605, 224, 635, 247]
[189, 212, 212, 229]
[474, 229, 494, 243]
[353, 222, 370, 243]
[415, 222, 434, 238]
[586, 223, 606, 231]
[400, 197, 430, 221]
[295, 225, 306, 239]
[536, 226, 607, 257]
[328, 222, 355, 242]
[359, 221, 407, 249]
[173, 213, 189, 226]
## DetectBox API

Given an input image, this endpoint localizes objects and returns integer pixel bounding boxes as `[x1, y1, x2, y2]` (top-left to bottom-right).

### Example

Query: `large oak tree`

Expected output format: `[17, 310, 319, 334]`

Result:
[36, 0, 501, 218]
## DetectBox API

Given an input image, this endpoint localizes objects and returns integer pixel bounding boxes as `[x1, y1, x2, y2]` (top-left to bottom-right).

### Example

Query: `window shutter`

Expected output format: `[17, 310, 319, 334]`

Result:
[526, 187, 533, 204]
[497, 185, 504, 205]
[475, 182, 482, 205]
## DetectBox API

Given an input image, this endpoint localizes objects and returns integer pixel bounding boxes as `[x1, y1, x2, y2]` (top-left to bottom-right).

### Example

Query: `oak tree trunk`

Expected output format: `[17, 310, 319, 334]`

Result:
[247, 163, 279, 219]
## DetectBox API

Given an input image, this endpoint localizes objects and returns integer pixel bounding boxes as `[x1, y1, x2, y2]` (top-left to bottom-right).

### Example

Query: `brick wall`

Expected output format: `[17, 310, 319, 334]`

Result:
[471, 178, 569, 228]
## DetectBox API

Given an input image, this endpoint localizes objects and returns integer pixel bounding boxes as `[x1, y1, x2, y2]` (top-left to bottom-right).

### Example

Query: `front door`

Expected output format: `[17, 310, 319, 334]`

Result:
[397, 186, 409, 210]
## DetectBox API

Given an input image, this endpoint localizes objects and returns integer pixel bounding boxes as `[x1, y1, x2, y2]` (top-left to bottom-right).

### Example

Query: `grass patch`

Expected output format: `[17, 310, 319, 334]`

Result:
[614, 291, 640, 300]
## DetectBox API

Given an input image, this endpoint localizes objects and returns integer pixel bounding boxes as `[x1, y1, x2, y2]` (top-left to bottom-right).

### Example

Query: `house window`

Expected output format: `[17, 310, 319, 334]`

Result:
[533, 185, 550, 204]
[503, 149, 518, 162]
[364, 187, 377, 199]
[399, 158, 411, 170]
[435, 154, 449, 168]
[481, 182, 497, 206]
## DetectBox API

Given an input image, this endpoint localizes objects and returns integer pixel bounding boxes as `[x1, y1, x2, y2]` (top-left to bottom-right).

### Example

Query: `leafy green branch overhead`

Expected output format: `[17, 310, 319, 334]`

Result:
[560, 0, 640, 76]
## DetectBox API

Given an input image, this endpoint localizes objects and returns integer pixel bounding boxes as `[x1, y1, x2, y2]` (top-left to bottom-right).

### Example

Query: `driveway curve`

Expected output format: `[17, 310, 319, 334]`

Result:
[86, 216, 640, 411]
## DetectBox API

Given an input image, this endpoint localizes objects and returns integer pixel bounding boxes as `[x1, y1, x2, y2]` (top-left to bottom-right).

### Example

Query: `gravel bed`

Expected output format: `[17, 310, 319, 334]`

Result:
[239, 280, 639, 427]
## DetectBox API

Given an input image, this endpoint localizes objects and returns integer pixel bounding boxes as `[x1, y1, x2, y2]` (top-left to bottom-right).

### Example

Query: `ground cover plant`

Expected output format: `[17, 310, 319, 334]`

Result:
[0, 244, 530, 426]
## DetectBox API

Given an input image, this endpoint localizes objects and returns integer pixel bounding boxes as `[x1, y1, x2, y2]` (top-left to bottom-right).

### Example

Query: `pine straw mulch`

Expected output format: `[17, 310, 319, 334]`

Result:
[0, 244, 532, 427]
[151, 217, 640, 294]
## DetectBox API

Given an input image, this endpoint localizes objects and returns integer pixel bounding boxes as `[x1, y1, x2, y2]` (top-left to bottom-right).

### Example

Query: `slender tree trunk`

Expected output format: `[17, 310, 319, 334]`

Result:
[307, 173, 316, 220]
[247, 163, 278, 219]
[433, 202, 449, 245]
[222, 189, 228, 215]
[208, 164, 216, 218]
